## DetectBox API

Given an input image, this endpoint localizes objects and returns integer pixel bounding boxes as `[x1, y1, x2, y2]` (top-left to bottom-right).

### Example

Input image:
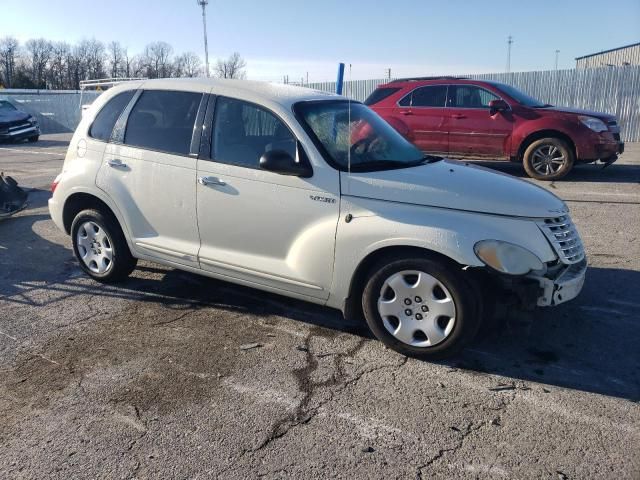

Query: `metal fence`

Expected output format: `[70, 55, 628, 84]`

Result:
[306, 66, 640, 142]
[0, 90, 101, 134]
[1, 66, 638, 141]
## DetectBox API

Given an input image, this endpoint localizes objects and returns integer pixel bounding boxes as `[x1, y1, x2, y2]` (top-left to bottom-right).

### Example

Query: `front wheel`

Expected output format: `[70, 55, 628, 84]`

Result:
[523, 137, 575, 181]
[362, 256, 481, 359]
[71, 209, 137, 282]
[28, 135, 39, 143]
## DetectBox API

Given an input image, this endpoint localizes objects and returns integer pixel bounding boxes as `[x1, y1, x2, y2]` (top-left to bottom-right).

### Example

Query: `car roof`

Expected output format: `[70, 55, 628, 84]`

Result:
[106, 78, 342, 109]
[378, 78, 497, 89]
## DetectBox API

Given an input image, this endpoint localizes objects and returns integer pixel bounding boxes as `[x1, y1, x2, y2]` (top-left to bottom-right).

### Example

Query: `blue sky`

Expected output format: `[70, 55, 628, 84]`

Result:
[1, 0, 639, 81]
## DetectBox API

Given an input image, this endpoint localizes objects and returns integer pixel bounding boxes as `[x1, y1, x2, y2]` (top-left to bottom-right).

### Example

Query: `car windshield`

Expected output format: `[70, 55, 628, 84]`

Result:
[295, 100, 426, 171]
[0, 100, 18, 112]
[492, 83, 549, 107]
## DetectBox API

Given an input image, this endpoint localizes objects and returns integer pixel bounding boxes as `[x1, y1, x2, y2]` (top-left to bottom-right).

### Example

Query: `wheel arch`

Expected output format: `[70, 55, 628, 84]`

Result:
[343, 245, 466, 322]
[516, 129, 576, 162]
[62, 191, 126, 236]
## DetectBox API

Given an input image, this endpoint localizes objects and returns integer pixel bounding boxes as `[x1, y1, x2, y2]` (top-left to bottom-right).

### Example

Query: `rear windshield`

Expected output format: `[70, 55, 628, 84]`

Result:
[364, 87, 401, 106]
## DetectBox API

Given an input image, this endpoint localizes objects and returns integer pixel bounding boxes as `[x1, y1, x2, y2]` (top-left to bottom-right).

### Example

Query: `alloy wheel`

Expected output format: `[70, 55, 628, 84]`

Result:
[531, 144, 566, 176]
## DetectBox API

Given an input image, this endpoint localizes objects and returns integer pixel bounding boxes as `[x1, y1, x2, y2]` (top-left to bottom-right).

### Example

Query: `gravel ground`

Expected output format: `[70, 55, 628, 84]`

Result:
[1, 134, 639, 479]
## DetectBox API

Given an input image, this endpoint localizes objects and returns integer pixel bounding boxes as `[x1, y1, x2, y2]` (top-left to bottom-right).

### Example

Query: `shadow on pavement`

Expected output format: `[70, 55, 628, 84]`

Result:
[1, 196, 639, 402]
[471, 159, 640, 184]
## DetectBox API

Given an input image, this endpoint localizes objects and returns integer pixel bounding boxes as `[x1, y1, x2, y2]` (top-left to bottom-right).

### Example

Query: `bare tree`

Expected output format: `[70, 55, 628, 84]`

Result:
[173, 52, 202, 78]
[0, 36, 20, 88]
[107, 41, 125, 78]
[142, 41, 173, 79]
[47, 42, 71, 89]
[25, 38, 52, 88]
[214, 52, 246, 79]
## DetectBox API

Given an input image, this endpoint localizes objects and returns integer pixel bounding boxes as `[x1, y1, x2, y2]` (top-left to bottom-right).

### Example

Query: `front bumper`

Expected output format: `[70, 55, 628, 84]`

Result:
[0, 124, 40, 142]
[528, 259, 587, 307]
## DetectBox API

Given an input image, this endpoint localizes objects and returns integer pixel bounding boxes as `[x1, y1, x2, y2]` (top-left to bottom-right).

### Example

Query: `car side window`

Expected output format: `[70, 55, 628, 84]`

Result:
[124, 90, 202, 156]
[212, 97, 296, 169]
[397, 85, 447, 108]
[410, 86, 448, 107]
[449, 86, 499, 108]
[89, 91, 135, 142]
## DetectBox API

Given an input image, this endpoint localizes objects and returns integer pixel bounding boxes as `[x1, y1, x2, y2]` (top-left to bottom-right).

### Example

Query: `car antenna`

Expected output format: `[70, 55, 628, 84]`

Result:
[347, 63, 352, 177]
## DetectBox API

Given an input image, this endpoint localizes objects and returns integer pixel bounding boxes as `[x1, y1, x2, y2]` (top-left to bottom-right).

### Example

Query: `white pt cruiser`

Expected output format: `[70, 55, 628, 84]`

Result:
[49, 79, 587, 358]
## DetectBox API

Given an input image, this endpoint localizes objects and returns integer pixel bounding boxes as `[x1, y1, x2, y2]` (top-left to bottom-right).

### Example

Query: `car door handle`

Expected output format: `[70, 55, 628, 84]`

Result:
[107, 158, 127, 168]
[400, 111, 413, 116]
[198, 176, 226, 186]
[452, 114, 466, 119]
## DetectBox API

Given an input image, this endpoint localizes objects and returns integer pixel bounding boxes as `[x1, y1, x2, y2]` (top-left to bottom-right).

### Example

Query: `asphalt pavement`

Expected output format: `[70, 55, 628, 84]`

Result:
[1, 134, 639, 479]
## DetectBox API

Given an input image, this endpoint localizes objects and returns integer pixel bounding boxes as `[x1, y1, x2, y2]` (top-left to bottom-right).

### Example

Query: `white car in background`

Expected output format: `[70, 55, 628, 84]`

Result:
[48, 79, 586, 358]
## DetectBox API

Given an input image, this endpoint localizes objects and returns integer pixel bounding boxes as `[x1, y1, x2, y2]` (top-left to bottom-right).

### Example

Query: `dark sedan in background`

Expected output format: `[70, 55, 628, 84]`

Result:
[0, 100, 40, 143]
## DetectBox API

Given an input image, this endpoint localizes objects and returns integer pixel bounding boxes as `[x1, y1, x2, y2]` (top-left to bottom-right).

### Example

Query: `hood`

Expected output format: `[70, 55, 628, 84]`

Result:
[0, 109, 31, 125]
[342, 159, 567, 218]
[540, 105, 615, 121]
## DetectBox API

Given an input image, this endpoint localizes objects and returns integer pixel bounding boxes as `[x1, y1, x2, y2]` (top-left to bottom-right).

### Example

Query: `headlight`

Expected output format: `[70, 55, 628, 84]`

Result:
[579, 115, 607, 133]
[474, 240, 544, 276]
[28, 115, 38, 125]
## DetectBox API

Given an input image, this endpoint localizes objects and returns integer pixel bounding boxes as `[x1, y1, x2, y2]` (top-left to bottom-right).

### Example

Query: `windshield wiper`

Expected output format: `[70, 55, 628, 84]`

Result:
[420, 154, 443, 164]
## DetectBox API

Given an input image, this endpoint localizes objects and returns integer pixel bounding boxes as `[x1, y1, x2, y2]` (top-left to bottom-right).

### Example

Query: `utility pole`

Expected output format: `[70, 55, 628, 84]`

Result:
[555, 49, 560, 71]
[197, 0, 210, 77]
[506, 35, 513, 73]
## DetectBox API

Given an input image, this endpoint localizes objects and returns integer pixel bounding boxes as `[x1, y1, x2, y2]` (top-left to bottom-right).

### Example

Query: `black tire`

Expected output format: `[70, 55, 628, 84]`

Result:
[71, 208, 137, 282]
[362, 255, 481, 359]
[523, 137, 575, 181]
[28, 135, 39, 143]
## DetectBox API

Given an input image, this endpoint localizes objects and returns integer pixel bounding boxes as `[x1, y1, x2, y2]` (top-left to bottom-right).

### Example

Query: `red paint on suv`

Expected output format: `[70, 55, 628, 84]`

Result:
[366, 77, 624, 180]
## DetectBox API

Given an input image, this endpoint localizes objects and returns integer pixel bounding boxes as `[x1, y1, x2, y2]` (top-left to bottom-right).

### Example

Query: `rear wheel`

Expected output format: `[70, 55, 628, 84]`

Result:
[71, 209, 136, 282]
[362, 256, 481, 359]
[523, 137, 574, 181]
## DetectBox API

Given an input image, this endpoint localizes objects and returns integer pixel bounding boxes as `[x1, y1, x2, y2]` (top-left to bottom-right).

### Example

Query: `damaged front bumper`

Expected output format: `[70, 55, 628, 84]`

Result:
[0, 173, 28, 218]
[527, 258, 587, 307]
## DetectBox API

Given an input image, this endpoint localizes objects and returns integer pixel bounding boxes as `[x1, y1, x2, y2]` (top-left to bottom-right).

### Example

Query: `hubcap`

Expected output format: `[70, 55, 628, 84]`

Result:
[76, 221, 114, 274]
[377, 270, 456, 348]
[532, 144, 566, 176]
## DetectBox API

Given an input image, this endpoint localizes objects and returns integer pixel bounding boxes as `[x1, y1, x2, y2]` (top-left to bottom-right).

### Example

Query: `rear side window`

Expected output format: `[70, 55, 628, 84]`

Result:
[89, 91, 135, 141]
[399, 85, 448, 108]
[449, 86, 499, 108]
[364, 87, 401, 106]
[212, 97, 296, 169]
[124, 90, 202, 156]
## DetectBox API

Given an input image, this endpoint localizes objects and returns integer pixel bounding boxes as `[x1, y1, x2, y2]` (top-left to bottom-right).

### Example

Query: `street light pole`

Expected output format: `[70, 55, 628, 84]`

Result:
[506, 35, 513, 73]
[555, 49, 560, 71]
[197, 0, 210, 77]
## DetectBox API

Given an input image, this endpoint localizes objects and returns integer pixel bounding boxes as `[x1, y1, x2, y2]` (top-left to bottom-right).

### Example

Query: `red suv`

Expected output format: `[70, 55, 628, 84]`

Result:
[365, 77, 624, 180]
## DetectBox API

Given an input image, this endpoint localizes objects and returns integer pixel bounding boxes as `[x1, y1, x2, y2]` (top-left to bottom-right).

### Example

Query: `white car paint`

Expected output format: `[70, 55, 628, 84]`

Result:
[49, 78, 585, 317]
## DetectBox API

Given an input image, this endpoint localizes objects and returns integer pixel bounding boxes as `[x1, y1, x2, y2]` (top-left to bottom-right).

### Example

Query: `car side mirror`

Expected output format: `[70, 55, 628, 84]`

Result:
[259, 144, 312, 178]
[489, 99, 509, 114]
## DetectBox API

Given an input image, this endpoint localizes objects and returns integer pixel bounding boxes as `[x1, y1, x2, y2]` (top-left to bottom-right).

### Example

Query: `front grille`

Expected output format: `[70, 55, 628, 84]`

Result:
[537, 215, 585, 264]
[8, 122, 31, 132]
[613, 133, 621, 141]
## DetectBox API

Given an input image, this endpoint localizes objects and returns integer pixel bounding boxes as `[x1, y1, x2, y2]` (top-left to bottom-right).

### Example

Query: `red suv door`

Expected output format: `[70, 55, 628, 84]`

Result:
[446, 84, 514, 159]
[394, 85, 448, 154]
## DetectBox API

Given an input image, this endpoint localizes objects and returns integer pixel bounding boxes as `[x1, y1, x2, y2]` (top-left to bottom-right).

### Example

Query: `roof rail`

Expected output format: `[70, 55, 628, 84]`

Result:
[389, 76, 469, 83]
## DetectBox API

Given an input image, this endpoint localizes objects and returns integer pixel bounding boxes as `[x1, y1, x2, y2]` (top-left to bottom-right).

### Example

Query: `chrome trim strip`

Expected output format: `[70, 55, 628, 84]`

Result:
[199, 256, 323, 291]
[8, 126, 37, 136]
[135, 241, 196, 261]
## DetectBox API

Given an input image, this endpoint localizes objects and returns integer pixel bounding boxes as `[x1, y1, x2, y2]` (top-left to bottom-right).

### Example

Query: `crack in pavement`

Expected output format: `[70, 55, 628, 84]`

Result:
[250, 331, 408, 454]
[415, 388, 517, 478]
